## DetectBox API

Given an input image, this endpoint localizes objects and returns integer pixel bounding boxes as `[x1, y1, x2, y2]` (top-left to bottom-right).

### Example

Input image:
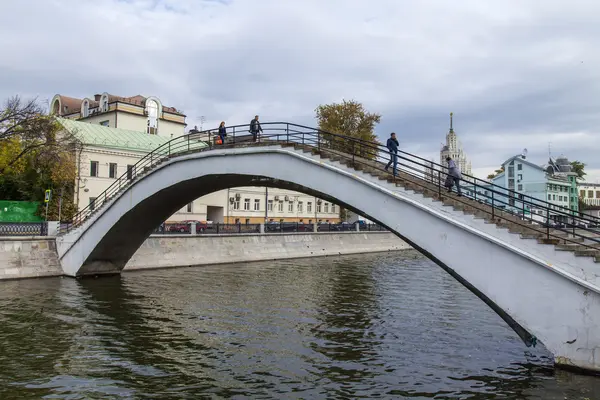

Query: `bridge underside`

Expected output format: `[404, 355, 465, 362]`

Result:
[56, 147, 600, 374]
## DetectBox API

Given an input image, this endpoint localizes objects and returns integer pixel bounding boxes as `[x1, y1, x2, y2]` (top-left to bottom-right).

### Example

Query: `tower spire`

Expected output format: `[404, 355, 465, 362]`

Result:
[449, 112, 454, 133]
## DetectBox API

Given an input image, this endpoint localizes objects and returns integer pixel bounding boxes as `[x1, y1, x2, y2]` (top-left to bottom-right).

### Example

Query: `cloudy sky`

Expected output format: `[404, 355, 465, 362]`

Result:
[1, 0, 599, 181]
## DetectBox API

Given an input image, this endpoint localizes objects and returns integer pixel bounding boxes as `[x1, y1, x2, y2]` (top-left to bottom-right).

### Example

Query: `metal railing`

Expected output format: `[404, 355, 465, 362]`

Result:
[0, 222, 48, 236]
[60, 122, 600, 256]
[151, 222, 387, 235]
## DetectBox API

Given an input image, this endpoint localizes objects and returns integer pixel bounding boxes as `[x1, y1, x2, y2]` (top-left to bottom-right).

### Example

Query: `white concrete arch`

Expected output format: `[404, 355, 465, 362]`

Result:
[56, 145, 600, 373]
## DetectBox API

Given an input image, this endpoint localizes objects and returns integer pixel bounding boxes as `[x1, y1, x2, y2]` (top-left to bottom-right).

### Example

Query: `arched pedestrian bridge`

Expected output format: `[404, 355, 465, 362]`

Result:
[57, 122, 600, 373]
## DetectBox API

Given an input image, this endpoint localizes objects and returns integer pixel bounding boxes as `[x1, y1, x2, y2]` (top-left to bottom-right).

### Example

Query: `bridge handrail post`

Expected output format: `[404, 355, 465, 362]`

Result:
[187, 134, 190, 152]
[491, 191, 495, 220]
[546, 207, 550, 239]
[437, 170, 441, 199]
[286, 123, 290, 143]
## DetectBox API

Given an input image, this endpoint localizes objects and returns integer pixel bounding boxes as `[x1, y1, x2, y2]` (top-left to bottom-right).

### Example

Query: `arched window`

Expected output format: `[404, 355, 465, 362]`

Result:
[100, 94, 109, 112]
[146, 99, 158, 134]
[82, 100, 89, 118]
[51, 99, 60, 115]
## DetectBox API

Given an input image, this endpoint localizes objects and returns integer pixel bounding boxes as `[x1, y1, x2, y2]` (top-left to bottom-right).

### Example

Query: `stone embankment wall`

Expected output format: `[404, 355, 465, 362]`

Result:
[0, 237, 63, 280]
[125, 232, 410, 271]
[0, 232, 410, 279]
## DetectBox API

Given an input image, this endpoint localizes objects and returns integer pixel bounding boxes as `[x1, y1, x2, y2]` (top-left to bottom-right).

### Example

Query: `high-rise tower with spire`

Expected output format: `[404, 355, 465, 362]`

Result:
[440, 112, 472, 177]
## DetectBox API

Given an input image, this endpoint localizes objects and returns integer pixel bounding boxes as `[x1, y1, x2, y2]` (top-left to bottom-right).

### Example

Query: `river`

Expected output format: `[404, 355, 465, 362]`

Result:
[0, 251, 598, 399]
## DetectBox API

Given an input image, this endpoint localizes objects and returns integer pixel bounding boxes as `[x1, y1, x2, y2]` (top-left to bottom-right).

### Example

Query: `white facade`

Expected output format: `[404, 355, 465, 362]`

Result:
[579, 183, 600, 207]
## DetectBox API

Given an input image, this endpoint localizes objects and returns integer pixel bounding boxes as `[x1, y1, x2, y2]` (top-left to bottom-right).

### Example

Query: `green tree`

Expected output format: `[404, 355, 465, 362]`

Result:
[570, 160, 586, 181]
[0, 96, 80, 220]
[315, 99, 381, 160]
[487, 166, 505, 180]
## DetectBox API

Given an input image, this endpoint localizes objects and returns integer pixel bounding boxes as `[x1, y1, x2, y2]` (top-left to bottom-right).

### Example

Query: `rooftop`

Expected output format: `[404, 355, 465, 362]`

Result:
[52, 93, 185, 116]
[58, 118, 173, 152]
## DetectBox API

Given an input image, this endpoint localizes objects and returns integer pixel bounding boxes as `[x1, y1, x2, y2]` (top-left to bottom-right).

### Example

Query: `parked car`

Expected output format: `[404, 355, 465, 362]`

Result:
[168, 220, 209, 233]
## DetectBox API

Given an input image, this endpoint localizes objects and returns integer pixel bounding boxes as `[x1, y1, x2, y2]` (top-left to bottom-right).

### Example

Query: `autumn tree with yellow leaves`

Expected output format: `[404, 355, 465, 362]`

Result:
[0, 96, 81, 220]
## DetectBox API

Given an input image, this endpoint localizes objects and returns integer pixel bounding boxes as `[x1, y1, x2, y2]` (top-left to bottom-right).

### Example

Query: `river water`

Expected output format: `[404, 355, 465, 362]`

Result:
[0, 251, 598, 399]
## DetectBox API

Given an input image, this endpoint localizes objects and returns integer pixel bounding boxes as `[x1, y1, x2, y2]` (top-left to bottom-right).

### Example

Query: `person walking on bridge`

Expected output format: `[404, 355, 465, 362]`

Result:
[446, 156, 462, 196]
[384, 132, 399, 176]
[218, 121, 227, 145]
[250, 115, 263, 142]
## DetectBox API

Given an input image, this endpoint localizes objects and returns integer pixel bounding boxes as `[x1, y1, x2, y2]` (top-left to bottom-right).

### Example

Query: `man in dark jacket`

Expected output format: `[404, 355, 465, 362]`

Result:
[250, 115, 263, 142]
[385, 132, 399, 176]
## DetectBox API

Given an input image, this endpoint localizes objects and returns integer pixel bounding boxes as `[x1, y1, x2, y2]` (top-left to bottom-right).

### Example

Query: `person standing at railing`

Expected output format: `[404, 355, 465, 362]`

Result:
[446, 156, 462, 196]
[384, 132, 399, 176]
[218, 121, 227, 145]
[250, 115, 263, 142]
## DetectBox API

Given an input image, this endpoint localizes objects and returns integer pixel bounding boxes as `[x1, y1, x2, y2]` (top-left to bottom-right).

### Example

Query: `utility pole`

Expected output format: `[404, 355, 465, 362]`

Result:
[265, 187, 268, 222]
[200, 116, 206, 131]
[58, 187, 64, 222]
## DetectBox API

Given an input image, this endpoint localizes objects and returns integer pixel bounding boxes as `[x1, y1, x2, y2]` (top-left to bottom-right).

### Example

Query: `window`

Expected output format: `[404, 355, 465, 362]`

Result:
[517, 174, 522, 180]
[89, 197, 97, 211]
[233, 198, 240, 210]
[553, 195, 556, 200]
[596, 191, 600, 199]
[146, 99, 159, 134]
[298, 202, 303, 213]
[288, 202, 293, 212]
[187, 202, 193, 213]
[508, 166, 514, 178]
[517, 164, 522, 170]
[101, 95, 109, 112]
[278, 201, 284, 212]
[254, 199, 260, 211]
[235, 218, 240, 224]
[548, 194, 551, 200]
[331, 205, 336, 213]
[244, 198, 250, 211]
[100, 120, 109, 127]
[90, 161, 99, 177]
[307, 202, 312, 213]
[580, 190, 585, 197]
[317, 202, 322, 213]
[109, 163, 117, 179]
[127, 165, 134, 180]
[589, 190, 594, 198]
[518, 184, 523, 191]
[324, 203, 329, 213]
[268, 200, 274, 211]
[245, 219, 250, 225]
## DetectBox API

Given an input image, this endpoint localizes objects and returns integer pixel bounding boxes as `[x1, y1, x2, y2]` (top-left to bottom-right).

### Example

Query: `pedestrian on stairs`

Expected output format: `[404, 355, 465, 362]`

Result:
[385, 132, 399, 176]
[446, 156, 462, 196]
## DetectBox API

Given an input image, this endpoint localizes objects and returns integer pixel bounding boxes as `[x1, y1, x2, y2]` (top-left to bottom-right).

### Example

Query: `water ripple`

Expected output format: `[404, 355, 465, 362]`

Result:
[0, 251, 599, 399]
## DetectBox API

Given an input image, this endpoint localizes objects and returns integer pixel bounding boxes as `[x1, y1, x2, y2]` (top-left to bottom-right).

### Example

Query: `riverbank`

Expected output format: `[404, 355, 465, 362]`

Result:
[0, 232, 410, 280]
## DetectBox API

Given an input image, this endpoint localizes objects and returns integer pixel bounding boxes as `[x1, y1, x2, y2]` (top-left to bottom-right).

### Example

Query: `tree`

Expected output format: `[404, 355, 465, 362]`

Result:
[0, 96, 79, 175]
[339, 207, 350, 222]
[570, 160, 586, 181]
[487, 166, 505, 180]
[0, 96, 81, 220]
[315, 99, 381, 160]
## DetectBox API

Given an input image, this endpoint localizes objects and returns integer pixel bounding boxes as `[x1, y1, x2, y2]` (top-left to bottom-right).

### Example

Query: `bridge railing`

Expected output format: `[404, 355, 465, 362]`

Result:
[61, 122, 600, 254]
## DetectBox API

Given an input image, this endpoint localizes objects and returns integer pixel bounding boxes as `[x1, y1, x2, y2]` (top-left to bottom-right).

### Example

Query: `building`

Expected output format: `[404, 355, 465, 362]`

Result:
[50, 93, 187, 138]
[472, 153, 578, 221]
[53, 92, 340, 224]
[425, 113, 472, 183]
[578, 183, 600, 207]
[440, 113, 472, 178]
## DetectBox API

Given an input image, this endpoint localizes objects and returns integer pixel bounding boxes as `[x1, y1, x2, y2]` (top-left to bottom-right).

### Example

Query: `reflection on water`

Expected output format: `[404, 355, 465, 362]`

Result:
[0, 251, 599, 399]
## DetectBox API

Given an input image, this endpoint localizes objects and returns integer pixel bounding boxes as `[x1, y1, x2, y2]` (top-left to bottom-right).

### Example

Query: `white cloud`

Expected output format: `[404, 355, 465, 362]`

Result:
[1, 0, 599, 179]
